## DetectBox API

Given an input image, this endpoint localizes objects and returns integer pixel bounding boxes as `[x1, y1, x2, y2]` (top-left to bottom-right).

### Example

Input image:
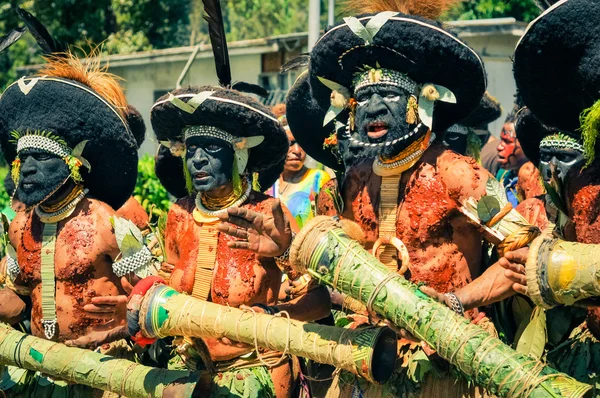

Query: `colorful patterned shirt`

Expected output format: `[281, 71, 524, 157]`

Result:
[266, 168, 331, 229]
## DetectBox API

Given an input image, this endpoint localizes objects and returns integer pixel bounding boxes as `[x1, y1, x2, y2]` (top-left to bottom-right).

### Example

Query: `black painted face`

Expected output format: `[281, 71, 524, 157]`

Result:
[539, 147, 585, 186]
[17, 149, 71, 207]
[346, 84, 425, 161]
[185, 136, 234, 193]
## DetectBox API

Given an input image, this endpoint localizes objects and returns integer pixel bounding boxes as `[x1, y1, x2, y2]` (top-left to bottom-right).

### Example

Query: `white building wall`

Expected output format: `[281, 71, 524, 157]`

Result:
[109, 53, 262, 156]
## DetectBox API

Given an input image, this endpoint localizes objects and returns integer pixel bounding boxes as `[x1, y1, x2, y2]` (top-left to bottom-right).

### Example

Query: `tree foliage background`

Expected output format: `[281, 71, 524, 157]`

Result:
[0, 0, 543, 89]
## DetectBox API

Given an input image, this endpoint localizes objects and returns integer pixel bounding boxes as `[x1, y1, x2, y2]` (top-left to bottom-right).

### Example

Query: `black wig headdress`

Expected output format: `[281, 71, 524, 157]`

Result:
[514, 0, 600, 167]
[285, 0, 487, 170]
[0, 10, 143, 209]
[151, 0, 287, 196]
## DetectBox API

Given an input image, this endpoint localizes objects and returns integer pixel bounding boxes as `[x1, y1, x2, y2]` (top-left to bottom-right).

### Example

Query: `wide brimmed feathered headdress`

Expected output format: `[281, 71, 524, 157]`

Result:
[286, 0, 486, 170]
[514, 0, 600, 167]
[150, 0, 288, 195]
[0, 51, 141, 209]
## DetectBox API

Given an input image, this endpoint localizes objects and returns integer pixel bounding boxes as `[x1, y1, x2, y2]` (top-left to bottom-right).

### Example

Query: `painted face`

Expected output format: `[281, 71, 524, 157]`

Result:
[185, 136, 234, 193]
[539, 146, 585, 186]
[17, 149, 71, 207]
[349, 84, 425, 160]
[284, 130, 306, 172]
[497, 122, 527, 170]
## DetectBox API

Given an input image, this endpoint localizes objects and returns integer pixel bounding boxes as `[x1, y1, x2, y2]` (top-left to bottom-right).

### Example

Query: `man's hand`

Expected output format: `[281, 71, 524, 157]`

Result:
[498, 247, 529, 295]
[64, 324, 128, 349]
[83, 295, 128, 321]
[419, 286, 456, 310]
[218, 199, 292, 257]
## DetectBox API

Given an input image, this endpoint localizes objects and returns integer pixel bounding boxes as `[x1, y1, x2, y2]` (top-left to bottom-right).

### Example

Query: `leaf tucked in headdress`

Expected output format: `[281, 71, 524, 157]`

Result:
[579, 98, 600, 168]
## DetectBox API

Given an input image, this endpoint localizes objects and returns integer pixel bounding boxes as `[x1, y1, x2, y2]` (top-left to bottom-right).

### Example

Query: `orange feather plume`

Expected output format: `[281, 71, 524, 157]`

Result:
[341, 0, 462, 20]
[37, 51, 128, 117]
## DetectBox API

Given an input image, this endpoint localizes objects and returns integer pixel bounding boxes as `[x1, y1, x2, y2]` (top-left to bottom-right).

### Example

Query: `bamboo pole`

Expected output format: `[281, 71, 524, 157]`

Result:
[0, 323, 198, 398]
[137, 283, 397, 384]
[526, 236, 600, 309]
[290, 216, 593, 398]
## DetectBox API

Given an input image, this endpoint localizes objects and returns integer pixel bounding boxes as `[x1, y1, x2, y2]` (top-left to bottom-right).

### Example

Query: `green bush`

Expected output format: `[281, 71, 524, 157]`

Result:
[0, 167, 10, 211]
[133, 154, 172, 220]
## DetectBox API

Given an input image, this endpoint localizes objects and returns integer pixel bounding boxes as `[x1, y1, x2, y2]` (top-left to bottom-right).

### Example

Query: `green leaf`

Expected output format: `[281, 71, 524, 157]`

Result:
[544, 182, 568, 216]
[476, 196, 501, 223]
[186, 91, 215, 109]
[364, 11, 398, 39]
[407, 350, 434, 383]
[6, 243, 16, 259]
[512, 295, 534, 345]
[485, 176, 508, 207]
[317, 76, 347, 92]
[169, 94, 197, 114]
[323, 105, 344, 127]
[343, 16, 373, 43]
[121, 234, 142, 258]
[434, 85, 457, 104]
[516, 306, 547, 359]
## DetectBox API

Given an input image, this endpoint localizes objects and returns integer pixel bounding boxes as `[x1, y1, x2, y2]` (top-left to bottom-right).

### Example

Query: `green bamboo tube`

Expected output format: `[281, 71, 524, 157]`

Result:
[290, 216, 593, 398]
[138, 283, 397, 384]
[526, 236, 600, 309]
[0, 323, 197, 397]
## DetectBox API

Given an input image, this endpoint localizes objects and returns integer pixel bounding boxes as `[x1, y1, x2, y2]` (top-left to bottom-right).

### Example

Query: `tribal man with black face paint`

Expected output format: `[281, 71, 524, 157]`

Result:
[286, 0, 539, 396]
[0, 49, 154, 394]
[147, 85, 331, 398]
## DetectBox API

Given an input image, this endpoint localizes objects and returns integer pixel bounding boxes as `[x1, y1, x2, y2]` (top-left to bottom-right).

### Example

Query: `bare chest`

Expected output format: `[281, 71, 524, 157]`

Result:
[344, 170, 478, 291]
[172, 221, 280, 307]
[18, 216, 111, 285]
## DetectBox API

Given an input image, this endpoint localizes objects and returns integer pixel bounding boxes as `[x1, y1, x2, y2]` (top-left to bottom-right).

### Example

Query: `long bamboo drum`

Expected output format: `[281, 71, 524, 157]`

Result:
[0, 323, 197, 398]
[290, 216, 593, 398]
[526, 235, 600, 309]
[137, 282, 397, 384]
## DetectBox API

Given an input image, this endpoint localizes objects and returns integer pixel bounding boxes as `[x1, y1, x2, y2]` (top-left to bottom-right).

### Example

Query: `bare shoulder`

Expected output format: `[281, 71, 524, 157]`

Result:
[116, 197, 149, 229]
[436, 148, 491, 202]
[8, 210, 30, 246]
[166, 196, 194, 235]
[171, 196, 195, 215]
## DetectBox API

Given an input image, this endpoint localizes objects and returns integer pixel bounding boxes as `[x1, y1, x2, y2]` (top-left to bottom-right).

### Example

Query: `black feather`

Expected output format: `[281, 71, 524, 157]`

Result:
[201, 0, 231, 87]
[17, 8, 64, 54]
[280, 54, 310, 73]
[232, 82, 269, 98]
[0, 27, 26, 54]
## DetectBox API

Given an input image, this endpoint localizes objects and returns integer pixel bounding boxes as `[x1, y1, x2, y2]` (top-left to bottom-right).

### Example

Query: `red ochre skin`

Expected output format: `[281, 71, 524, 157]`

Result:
[9, 198, 124, 342]
[517, 162, 545, 201]
[318, 143, 489, 295]
[116, 196, 149, 230]
[165, 191, 295, 398]
[565, 159, 600, 338]
[515, 198, 549, 231]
